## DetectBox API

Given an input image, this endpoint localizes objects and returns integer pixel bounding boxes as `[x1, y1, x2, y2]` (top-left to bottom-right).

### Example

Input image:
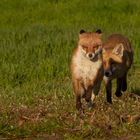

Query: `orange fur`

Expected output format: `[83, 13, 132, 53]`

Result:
[70, 30, 103, 110]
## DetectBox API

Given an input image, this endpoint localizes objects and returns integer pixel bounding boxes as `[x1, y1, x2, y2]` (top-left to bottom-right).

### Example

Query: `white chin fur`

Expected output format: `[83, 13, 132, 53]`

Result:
[103, 76, 110, 83]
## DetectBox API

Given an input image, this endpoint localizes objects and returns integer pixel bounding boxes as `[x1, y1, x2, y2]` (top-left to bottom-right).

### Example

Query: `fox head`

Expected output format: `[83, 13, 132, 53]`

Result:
[103, 43, 124, 78]
[78, 29, 102, 60]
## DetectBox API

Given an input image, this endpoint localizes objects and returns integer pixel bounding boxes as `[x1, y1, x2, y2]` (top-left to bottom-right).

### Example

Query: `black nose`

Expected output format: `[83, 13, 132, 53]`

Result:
[88, 53, 93, 58]
[104, 70, 112, 77]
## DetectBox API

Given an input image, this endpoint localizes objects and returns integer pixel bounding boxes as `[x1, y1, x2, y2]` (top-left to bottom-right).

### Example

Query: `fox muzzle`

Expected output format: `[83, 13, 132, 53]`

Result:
[104, 70, 112, 77]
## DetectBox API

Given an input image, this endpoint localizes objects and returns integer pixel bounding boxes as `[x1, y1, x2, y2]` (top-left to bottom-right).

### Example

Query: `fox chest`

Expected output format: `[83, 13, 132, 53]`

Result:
[74, 57, 102, 81]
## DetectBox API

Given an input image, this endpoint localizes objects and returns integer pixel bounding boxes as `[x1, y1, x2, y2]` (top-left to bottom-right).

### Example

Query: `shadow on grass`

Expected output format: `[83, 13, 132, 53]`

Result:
[131, 88, 140, 96]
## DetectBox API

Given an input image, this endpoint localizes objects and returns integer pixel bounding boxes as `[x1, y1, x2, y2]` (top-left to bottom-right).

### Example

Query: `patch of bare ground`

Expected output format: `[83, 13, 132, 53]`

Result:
[0, 90, 140, 139]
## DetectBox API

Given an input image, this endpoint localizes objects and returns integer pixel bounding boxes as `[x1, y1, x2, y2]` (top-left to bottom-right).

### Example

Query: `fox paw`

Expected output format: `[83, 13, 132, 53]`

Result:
[76, 102, 82, 111]
[115, 91, 122, 97]
[87, 101, 93, 107]
[107, 99, 112, 104]
[121, 84, 127, 92]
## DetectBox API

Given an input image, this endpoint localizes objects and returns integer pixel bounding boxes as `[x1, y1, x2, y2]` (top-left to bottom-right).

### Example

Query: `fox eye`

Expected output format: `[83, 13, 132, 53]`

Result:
[95, 45, 101, 49]
[82, 45, 88, 49]
[110, 58, 116, 65]
[111, 60, 117, 65]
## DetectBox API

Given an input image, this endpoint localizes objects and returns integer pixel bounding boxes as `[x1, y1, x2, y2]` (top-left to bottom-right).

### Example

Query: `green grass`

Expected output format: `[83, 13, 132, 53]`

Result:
[0, 0, 140, 139]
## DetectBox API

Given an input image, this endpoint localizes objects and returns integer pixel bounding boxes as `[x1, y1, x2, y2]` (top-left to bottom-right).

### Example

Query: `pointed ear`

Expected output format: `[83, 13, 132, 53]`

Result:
[95, 29, 102, 38]
[79, 29, 85, 34]
[96, 29, 102, 34]
[112, 43, 124, 57]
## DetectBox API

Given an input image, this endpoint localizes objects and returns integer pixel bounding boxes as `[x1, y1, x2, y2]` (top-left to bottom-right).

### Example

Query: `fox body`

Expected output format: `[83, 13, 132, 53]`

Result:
[103, 34, 133, 103]
[70, 29, 103, 110]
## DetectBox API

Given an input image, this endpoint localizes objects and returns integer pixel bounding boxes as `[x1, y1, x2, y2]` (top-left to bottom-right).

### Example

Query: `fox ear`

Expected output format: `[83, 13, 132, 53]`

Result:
[112, 43, 124, 57]
[79, 29, 85, 34]
[96, 29, 102, 34]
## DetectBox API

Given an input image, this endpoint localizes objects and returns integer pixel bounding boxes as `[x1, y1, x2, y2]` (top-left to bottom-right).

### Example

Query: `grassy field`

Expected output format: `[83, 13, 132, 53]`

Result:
[0, 0, 140, 139]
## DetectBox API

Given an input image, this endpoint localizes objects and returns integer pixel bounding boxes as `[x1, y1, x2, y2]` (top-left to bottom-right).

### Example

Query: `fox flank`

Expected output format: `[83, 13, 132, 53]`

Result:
[103, 34, 133, 103]
[70, 29, 104, 110]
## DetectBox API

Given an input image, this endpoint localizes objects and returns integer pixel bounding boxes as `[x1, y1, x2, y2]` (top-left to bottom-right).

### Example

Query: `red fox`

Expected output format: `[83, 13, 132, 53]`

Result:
[70, 29, 103, 110]
[102, 34, 133, 103]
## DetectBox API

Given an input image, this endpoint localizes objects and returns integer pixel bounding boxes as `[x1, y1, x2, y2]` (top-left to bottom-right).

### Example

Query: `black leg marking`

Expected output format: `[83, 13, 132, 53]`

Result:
[106, 80, 112, 104]
[76, 95, 82, 110]
[121, 73, 127, 92]
[115, 78, 123, 97]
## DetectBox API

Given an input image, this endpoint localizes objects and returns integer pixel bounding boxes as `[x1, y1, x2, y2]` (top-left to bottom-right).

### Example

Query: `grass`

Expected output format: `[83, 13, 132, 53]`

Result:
[0, 0, 140, 139]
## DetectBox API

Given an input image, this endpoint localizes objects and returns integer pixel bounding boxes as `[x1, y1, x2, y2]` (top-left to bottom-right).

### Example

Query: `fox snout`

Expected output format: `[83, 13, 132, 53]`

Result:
[104, 69, 112, 77]
[87, 53, 95, 60]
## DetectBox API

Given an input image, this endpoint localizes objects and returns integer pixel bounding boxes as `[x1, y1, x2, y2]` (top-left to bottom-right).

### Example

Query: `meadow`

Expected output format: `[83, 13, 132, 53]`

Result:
[0, 0, 140, 139]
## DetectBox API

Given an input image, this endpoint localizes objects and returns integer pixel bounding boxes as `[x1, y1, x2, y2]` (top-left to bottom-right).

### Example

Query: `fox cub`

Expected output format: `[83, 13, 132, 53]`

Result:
[103, 34, 133, 103]
[70, 29, 104, 110]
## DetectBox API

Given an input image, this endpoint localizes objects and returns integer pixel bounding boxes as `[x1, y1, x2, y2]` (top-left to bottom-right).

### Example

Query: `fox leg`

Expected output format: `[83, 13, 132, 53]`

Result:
[115, 78, 123, 97]
[86, 81, 101, 108]
[85, 86, 95, 108]
[121, 73, 127, 92]
[91, 81, 102, 102]
[105, 80, 112, 103]
[76, 95, 82, 110]
[73, 80, 85, 110]
[85, 86, 92, 103]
